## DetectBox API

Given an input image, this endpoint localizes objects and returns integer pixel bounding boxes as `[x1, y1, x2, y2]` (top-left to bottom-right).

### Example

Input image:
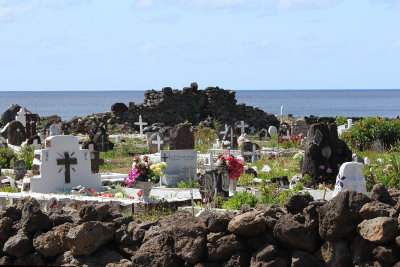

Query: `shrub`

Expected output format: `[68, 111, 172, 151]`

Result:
[335, 115, 348, 126]
[222, 191, 259, 210]
[19, 145, 34, 170]
[0, 147, 18, 169]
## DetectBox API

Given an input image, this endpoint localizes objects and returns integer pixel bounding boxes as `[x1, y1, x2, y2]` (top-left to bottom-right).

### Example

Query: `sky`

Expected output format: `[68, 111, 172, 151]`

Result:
[0, 0, 399, 91]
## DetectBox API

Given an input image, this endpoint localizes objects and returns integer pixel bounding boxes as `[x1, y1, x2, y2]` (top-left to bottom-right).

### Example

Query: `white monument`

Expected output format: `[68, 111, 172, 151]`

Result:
[49, 124, 61, 136]
[268, 126, 278, 136]
[332, 162, 366, 198]
[134, 115, 148, 138]
[237, 121, 249, 135]
[23, 135, 101, 193]
[160, 150, 197, 187]
[152, 134, 164, 153]
[15, 108, 27, 127]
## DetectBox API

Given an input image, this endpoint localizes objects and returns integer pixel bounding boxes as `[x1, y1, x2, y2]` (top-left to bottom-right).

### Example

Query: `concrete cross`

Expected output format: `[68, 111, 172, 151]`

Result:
[249, 126, 255, 134]
[161, 154, 168, 162]
[57, 152, 78, 184]
[207, 115, 212, 121]
[219, 124, 228, 136]
[237, 121, 248, 135]
[243, 143, 257, 156]
[134, 115, 148, 138]
[152, 134, 164, 153]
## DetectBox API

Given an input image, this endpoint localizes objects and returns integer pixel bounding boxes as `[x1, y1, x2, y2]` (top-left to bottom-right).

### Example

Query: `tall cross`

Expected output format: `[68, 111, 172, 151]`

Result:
[57, 152, 78, 184]
[134, 115, 148, 138]
[237, 121, 248, 135]
[219, 124, 228, 136]
[280, 105, 284, 124]
[152, 135, 164, 153]
[230, 126, 234, 148]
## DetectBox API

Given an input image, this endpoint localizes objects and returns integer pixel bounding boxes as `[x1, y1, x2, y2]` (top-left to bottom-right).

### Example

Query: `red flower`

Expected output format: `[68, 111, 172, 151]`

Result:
[137, 190, 142, 197]
[373, 120, 377, 123]
[53, 205, 58, 208]
[379, 118, 383, 122]
[129, 196, 135, 199]
[349, 132, 352, 138]
[361, 126, 364, 130]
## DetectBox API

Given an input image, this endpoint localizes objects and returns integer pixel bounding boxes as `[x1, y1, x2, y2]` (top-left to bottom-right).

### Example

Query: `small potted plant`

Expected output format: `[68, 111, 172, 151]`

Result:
[216, 154, 244, 192]
[125, 155, 167, 201]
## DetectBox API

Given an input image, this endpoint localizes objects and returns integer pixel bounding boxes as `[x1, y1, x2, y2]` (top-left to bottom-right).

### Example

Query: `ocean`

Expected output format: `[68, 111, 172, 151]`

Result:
[0, 89, 399, 121]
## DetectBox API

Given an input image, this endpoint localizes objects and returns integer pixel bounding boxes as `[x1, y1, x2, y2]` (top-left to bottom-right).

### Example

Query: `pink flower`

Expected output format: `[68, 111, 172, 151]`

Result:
[383, 169, 388, 173]
[326, 168, 332, 174]
[319, 165, 325, 170]
[202, 198, 207, 203]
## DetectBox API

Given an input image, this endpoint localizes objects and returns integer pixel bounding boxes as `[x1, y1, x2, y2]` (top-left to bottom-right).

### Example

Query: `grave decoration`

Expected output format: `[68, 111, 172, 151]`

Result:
[332, 162, 366, 197]
[169, 123, 194, 150]
[7, 120, 26, 146]
[216, 153, 244, 191]
[88, 126, 114, 152]
[23, 135, 102, 193]
[124, 155, 167, 201]
[222, 125, 238, 150]
[160, 149, 197, 187]
[198, 168, 231, 199]
[301, 122, 352, 186]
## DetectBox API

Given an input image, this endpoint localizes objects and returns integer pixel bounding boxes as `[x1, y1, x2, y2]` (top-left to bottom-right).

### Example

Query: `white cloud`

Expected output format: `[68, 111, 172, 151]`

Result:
[275, 0, 337, 11]
[371, 0, 400, 8]
[135, 0, 154, 8]
[389, 41, 400, 51]
[0, 0, 34, 22]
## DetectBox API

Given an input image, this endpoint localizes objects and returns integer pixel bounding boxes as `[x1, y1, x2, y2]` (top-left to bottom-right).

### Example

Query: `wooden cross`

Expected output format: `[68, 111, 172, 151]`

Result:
[57, 152, 77, 184]
[90, 151, 104, 173]
[134, 115, 148, 138]
[152, 135, 164, 153]
[237, 121, 248, 135]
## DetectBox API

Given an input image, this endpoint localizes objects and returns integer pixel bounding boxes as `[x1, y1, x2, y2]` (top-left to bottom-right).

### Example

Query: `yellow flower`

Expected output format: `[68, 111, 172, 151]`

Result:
[150, 165, 156, 170]
[161, 162, 167, 168]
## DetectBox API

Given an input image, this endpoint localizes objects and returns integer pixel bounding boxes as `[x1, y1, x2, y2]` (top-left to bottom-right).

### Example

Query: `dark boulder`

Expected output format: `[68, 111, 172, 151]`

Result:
[169, 124, 194, 150]
[1, 104, 21, 125]
[111, 103, 128, 112]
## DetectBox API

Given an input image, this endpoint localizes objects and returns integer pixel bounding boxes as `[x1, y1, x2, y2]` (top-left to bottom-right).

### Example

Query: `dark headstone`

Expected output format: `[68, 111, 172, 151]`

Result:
[25, 114, 38, 139]
[241, 142, 260, 161]
[301, 122, 352, 185]
[13, 160, 26, 180]
[27, 135, 41, 146]
[7, 120, 26, 146]
[89, 126, 114, 152]
[222, 125, 238, 149]
[198, 167, 230, 199]
[169, 124, 194, 150]
[111, 103, 128, 112]
[292, 118, 308, 136]
[1, 104, 21, 125]
[258, 128, 270, 141]
[270, 176, 289, 187]
[90, 151, 104, 173]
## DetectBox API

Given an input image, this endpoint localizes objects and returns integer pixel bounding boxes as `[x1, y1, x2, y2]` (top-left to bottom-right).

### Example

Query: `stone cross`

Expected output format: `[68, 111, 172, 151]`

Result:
[134, 115, 148, 138]
[57, 152, 78, 184]
[90, 151, 104, 173]
[207, 115, 212, 121]
[347, 119, 353, 129]
[219, 124, 228, 136]
[243, 143, 257, 156]
[280, 105, 284, 124]
[237, 121, 248, 135]
[230, 127, 234, 148]
[249, 126, 255, 134]
[152, 134, 164, 153]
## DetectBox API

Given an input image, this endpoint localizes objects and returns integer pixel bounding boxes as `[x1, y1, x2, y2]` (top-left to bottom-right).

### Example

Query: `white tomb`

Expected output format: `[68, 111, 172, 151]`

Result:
[160, 149, 197, 187]
[332, 162, 366, 198]
[15, 108, 27, 127]
[23, 135, 101, 193]
[49, 124, 61, 136]
[268, 126, 278, 136]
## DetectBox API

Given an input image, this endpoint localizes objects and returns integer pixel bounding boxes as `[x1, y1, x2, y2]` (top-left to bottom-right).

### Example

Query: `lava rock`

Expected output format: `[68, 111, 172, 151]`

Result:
[207, 234, 242, 262]
[359, 201, 396, 220]
[358, 217, 398, 243]
[371, 183, 393, 205]
[285, 194, 314, 214]
[227, 211, 266, 237]
[3, 233, 33, 257]
[20, 198, 51, 233]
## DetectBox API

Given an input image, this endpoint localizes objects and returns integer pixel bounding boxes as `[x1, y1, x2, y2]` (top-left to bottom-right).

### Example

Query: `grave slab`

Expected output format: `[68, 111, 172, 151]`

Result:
[160, 150, 197, 186]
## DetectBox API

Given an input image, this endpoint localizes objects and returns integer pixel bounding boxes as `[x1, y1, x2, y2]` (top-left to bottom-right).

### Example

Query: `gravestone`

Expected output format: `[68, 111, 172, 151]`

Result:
[152, 134, 164, 153]
[270, 176, 289, 188]
[198, 168, 230, 199]
[82, 141, 104, 173]
[160, 149, 197, 187]
[352, 154, 364, 164]
[241, 142, 260, 161]
[27, 135, 41, 148]
[13, 160, 26, 180]
[148, 133, 162, 153]
[301, 123, 352, 186]
[134, 115, 148, 138]
[15, 108, 27, 127]
[89, 126, 114, 152]
[249, 126, 256, 135]
[217, 124, 228, 140]
[160, 126, 173, 146]
[24, 135, 101, 193]
[49, 124, 61, 136]
[235, 121, 249, 135]
[258, 128, 270, 141]
[268, 126, 278, 136]
[111, 102, 128, 112]
[292, 118, 308, 136]
[222, 126, 238, 149]
[7, 120, 26, 146]
[169, 124, 194, 150]
[332, 162, 366, 197]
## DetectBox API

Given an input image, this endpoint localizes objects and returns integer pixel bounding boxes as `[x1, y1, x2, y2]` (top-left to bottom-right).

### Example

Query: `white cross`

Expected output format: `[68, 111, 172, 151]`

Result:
[237, 121, 248, 135]
[152, 134, 164, 153]
[207, 115, 212, 121]
[243, 143, 257, 156]
[249, 126, 255, 134]
[219, 124, 228, 136]
[134, 115, 148, 138]
[280, 105, 284, 124]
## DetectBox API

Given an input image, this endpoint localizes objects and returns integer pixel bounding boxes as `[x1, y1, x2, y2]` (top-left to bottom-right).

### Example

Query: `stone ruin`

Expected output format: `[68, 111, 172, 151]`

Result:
[301, 122, 352, 186]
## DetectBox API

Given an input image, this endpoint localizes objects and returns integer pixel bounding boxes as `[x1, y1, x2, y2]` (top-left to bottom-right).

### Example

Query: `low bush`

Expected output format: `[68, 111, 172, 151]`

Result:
[0, 147, 18, 169]
[222, 190, 259, 210]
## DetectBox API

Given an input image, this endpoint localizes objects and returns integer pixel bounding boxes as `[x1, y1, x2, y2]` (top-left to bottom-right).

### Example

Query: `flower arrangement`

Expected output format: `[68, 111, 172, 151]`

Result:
[124, 155, 167, 187]
[217, 154, 244, 180]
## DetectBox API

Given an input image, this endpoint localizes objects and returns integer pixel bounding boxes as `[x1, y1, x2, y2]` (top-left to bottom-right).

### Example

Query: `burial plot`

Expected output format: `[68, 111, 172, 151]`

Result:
[169, 124, 194, 150]
[160, 149, 197, 186]
[332, 162, 366, 197]
[241, 142, 260, 162]
[235, 121, 249, 135]
[292, 118, 308, 136]
[49, 124, 61, 136]
[13, 160, 26, 180]
[198, 168, 230, 199]
[24, 135, 101, 193]
[7, 120, 26, 146]
[258, 128, 270, 141]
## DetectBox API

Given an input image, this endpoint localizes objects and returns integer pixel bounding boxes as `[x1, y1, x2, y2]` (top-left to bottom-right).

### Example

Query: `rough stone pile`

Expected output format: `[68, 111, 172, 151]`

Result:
[66, 84, 279, 134]
[1, 183, 400, 266]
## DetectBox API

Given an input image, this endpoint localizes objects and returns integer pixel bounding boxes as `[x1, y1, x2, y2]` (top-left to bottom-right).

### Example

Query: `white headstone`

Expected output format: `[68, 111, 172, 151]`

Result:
[160, 149, 197, 186]
[152, 134, 164, 153]
[364, 157, 370, 165]
[15, 108, 27, 127]
[261, 165, 272, 172]
[332, 162, 366, 198]
[219, 124, 228, 136]
[134, 115, 148, 138]
[49, 124, 61, 136]
[237, 121, 249, 135]
[268, 126, 278, 136]
[347, 119, 353, 129]
[24, 135, 101, 193]
[337, 124, 348, 135]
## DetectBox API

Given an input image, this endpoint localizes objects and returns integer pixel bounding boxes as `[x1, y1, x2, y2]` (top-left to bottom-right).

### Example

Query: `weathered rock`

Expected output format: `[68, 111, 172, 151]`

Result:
[285, 194, 314, 214]
[224, 251, 250, 267]
[315, 239, 351, 267]
[291, 250, 324, 267]
[79, 203, 111, 222]
[373, 245, 400, 264]
[13, 252, 45, 266]
[207, 234, 242, 262]
[114, 225, 133, 246]
[168, 123, 194, 150]
[20, 198, 51, 233]
[49, 213, 74, 227]
[228, 211, 266, 237]
[206, 213, 230, 233]
[33, 222, 74, 258]
[0, 255, 13, 265]
[111, 103, 129, 112]
[1, 205, 21, 221]
[318, 191, 370, 241]
[54, 248, 124, 267]
[3, 233, 33, 257]
[371, 184, 393, 205]
[66, 221, 114, 256]
[359, 201, 396, 219]
[250, 243, 290, 267]
[0, 217, 13, 241]
[350, 235, 375, 265]
[358, 217, 398, 243]
[132, 233, 182, 267]
[1, 104, 21, 125]
[7, 120, 26, 146]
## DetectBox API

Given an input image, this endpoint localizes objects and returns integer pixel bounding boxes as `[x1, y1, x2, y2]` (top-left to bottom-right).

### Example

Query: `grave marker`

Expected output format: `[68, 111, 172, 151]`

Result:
[152, 135, 164, 153]
[13, 160, 26, 180]
[268, 126, 278, 136]
[15, 108, 26, 127]
[237, 121, 249, 135]
[7, 120, 26, 146]
[49, 124, 61, 136]
[134, 115, 148, 138]
[160, 150, 197, 186]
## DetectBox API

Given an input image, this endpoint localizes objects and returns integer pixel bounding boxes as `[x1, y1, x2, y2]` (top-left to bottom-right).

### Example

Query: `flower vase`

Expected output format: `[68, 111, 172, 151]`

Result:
[229, 177, 238, 194]
[137, 181, 153, 202]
